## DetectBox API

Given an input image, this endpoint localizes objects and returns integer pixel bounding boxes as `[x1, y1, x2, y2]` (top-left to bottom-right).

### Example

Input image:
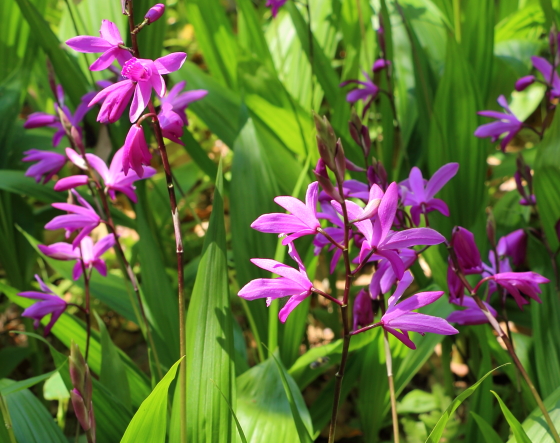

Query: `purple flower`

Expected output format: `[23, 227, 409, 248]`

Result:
[122, 125, 152, 177]
[238, 243, 313, 322]
[447, 296, 497, 326]
[474, 95, 523, 151]
[369, 248, 417, 299]
[38, 235, 116, 280]
[313, 202, 345, 273]
[335, 182, 445, 277]
[400, 163, 459, 226]
[447, 257, 466, 299]
[373, 59, 390, 72]
[66, 20, 132, 71]
[64, 147, 155, 202]
[89, 53, 187, 123]
[489, 272, 549, 309]
[266, 0, 287, 17]
[515, 75, 536, 92]
[22, 150, 66, 184]
[251, 182, 320, 245]
[497, 229, 527, 267]
[340, 70, 379, 117]
[450, 227, 483, 275]
[158, 104, 185, 145]
[353, 288, 373, 330]
[160, 81, 207, 126]
[515, 169, 536, 206]
[145, 4, 165, 23]
[45, 191, 101, 247]
[19, 275, 67, 335]
[379, 272, 458, 349]
[531, 56, 560, 98]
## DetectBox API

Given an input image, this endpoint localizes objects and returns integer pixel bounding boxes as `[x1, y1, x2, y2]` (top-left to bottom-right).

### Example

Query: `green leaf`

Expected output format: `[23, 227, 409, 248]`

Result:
[0, 370, 58, 396]
[492, 390, 532, 443]
[236, 0, 275, 72]
[120, 358, 183, 443]
[268, 350, 313, 443]
[184, 160, 236, 442]
[211, 379, 248, 443]
[236, 357, 313, 443]
[425, 364, 508, 442]
[0, 347, 30, 379]
[94, 311, 132, 412]
[0, 379, 67, 443]
[14, 0, 89, 107]
[471, 411, 503, 443]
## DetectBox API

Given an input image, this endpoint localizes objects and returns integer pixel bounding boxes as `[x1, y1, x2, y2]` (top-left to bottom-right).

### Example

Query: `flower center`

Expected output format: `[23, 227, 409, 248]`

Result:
[122, 58, 152, 82]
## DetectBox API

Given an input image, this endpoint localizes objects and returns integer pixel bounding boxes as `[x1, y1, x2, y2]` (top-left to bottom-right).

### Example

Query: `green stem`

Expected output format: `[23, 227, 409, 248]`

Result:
[0, 394, 17, 443]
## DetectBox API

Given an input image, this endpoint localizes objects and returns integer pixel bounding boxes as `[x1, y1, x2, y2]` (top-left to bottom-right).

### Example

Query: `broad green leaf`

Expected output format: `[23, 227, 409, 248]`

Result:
[120, 358, 183, 443]
[236, 356, 313, 443]
[135, 180, 179, 369]
[230, 119, 280, 360]
[268, 351, 313, 443]
[471, 411, 503, 443]
[185, 0, 238, 88]
[14, 0, 89, 107]
[236, 0, 276, 72]
[182, 129, 218, 181]
[397, 390, 438, 414]
[94, 311, 132, 412]
[425, 364, 507, 442]
[184, 161, 236, 442]
[212, 379, 248, 443]
[0, 379, 66, 443]
[0, 370, 58, 396]
[492, 390, 532, 443]
[509, 386, 560, 443]
[0, 347, 30, 379]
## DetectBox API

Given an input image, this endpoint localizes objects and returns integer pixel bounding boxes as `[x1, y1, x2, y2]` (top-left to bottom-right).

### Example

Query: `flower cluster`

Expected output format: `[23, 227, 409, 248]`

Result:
[238, 114, 459, 349]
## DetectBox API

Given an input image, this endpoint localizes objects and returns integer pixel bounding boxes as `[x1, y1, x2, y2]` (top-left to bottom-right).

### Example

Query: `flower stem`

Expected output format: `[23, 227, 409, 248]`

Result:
[448, 246, 560, 443]
[78, 249, 91, 361]
[126, 3, 187, 441]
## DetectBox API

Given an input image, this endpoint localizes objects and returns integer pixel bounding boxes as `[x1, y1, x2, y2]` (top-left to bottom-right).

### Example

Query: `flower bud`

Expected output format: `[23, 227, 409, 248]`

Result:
[515, 75, 535, 91]
[122, 124, 152, 177]
[314, 159, 341, 202]
[334, 139, 346, 183]
[69, 341, 86, 393]
[450, 226, 483, 275]
[313, 112, 337, 171]
[71, 389, 91, 431]
[353, 288, 373, 330]
[145, 3, 165, 23]
[373, 58, 390, 73]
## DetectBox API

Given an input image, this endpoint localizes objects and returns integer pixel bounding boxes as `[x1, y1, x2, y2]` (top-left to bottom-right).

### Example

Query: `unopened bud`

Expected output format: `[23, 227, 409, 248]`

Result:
[145, 4, 165, 23]
[70, 341, 86, 393]
[451, 226, 483, 275]
[334, 139, 346, 183]
[550, 29, 557, 56]
[373, 58, 390, 73]
[313, 112, 337, 171]
[486, 208, 496, 248]
[71, 389, 91, 431]
[515, 75, 535, 92]
[314, 159, 341, 202]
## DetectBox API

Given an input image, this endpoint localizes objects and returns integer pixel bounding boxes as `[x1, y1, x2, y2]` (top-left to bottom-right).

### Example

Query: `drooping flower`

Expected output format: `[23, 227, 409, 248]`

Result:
[334, 182, 445, 277]
[474, 95, 523, 151]
[38, 235, 116, 280]
[340, 69, 379, 117]
[159, 81, 208, 126]
[19, 275, 67, 336]
[489, 272, 549, 309]
[266, 0, 287, 18]
[238, 243, 313, 322]
[447, 296, 497, 326]
[45, 191, 101, 247]
[515, 75, 536, 92]
[66, 20, 132, 71]
[251, 182, 321, 245]
[531, 56, 560, 98]
[22, 150, 66, 184]
[122, 125, 152, 177]
[62, 147, 156, 202]
[353, 288, 374, 330]
[373, 58, 390, 72]
[379, 272, 458, 349]
[450, 226, 483, 275]
[158, 104, 185, 145]
[89, 53, 187, 123]
[400, 163, 459, 226]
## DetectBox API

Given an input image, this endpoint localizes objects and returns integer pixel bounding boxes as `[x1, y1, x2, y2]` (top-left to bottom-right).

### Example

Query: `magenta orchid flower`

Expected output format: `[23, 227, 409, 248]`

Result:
[22, 150, 66, 184]
[66, 20, 132, 71]
[39, 235, 116, 280]
[400, 163, 459, 226]
[340, 69, 379, 117]
[353, 288, 374, 330]
[474, 95, 523, 151]
[266, 0, 287, 18]
[497, 229, 527, 267]
[89, 53, 187, 123]
[61, 147, 156, 202]
[369, 248, 417, 299]
[482, 250, 512, 298]
[334, 182, 445, 277]
[251, 182, 320, 245]
[45, 191, 101, 247]
[160, 81, 208, 126]
[447, 296, 497, 326]
[19, 275, 67, 336]
[122, 125, 152, 177]
[158, 104, 185, 145]
[531, 56, 560, 98]
[379, 272, 458, 349]
[489, 272, 548, 309]
[450, 226, 483, 275]
[238, 243, 313, 322]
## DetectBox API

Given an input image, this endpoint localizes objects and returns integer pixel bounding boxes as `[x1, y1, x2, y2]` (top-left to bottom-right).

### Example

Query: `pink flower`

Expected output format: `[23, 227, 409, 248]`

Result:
[238, 243, 313, 322]
[145, 4, 165, 23]
[158, 104, 185, 145]
[22, 150, 66, 184]
[66, 20, 132, 71]
[122, 125, 152, 177]
[19, 275, 67, 336]
[159, 81, 207, 126]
